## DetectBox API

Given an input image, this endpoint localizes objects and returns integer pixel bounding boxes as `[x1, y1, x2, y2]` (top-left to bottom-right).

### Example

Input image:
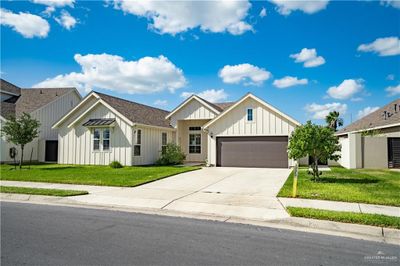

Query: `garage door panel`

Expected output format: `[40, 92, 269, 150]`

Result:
[217, 136, 288, 168]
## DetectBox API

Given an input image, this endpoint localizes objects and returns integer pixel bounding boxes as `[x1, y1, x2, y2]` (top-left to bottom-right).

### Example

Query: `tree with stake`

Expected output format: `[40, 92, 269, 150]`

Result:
[288, 121, 341, 181]
[0, 113, 40, 169]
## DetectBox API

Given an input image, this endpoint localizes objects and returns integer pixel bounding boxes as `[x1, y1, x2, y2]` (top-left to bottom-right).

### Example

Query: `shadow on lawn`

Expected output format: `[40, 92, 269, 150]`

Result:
[41, 166, 84, 171]
[319, 177, 379, 184]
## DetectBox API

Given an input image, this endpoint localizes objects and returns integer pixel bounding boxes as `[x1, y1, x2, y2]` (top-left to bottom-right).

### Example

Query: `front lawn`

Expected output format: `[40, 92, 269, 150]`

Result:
[0, 164, 200, 187]
[287, 207, 400, 229]
[0, 186, 88, 197]
[278, 167, 400, 206]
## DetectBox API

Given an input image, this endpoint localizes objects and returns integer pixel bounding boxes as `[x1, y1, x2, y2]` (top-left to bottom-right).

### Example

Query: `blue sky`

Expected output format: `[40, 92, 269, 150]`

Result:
[1, 0, 399, 126]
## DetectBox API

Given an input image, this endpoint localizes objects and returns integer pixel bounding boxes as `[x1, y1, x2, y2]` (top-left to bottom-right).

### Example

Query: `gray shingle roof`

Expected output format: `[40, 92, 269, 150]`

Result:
[337, 98, 400, 135]
[0, 79, 77, 118]
[0, 79, 21, 95]
[95, 91, 172, 128]
[194, 95, 236, 112]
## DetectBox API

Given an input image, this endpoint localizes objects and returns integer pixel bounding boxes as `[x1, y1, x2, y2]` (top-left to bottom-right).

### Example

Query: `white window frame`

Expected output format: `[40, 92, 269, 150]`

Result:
[246, 107, 254, 122]
[161, 132, 167, 154]
[134, 129, 142, 156]
[189, 133, 201, 154]
[92, 128, 111, 152]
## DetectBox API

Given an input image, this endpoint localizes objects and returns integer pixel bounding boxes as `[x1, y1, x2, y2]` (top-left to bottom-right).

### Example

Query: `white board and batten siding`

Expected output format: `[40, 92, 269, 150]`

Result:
[207, 97, 297, 166]
[58, 103, 133, 166]
[170, 98, 217, 128]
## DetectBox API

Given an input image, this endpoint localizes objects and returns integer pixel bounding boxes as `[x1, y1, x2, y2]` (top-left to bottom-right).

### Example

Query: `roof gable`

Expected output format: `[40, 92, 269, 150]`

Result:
[337, 98, 400, 135]
[0, 79, 21, 95]
[203, 93, 301, 129]
[166, 95, 221, 119]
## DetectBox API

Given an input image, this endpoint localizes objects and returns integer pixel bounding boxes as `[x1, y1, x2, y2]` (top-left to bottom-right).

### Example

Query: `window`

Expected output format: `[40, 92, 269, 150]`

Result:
[189, 134, 201, 154]
[161, 132, 167, 154]
[189, 126, 201, 131]
[247, 108, 253, 122]
[103, 129, 110, 151]
[93, 129, 100, 151]
[93, 128, 110, 151]
[134, 129, 142, 156]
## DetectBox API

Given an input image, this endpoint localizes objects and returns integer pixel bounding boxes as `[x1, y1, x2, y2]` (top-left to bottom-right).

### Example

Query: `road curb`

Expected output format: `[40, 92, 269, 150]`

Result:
[1, 193, 399, 245]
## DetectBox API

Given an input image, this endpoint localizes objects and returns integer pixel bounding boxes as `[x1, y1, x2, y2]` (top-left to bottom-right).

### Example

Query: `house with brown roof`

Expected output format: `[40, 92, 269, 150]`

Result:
[335, 99, 400, 169]
[54, 91, 300, 167]
[0, 79, 81, 163]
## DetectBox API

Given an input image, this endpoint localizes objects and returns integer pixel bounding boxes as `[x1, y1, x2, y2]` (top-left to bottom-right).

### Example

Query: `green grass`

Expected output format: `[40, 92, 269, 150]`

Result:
[287, 207, 400, 229]
[0, 164, 200, 187]
[0, 186, 88, 197]
[278, 167, 400, 206]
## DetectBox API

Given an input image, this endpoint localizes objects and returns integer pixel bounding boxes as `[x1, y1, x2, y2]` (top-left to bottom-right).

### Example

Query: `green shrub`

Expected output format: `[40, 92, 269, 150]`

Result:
[156, 143, 186, 165]
[109, 161, 123, 168]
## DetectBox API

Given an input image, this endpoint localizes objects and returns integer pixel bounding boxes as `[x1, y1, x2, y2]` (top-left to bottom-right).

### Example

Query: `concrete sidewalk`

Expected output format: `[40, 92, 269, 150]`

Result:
[279, 197, 400, 217]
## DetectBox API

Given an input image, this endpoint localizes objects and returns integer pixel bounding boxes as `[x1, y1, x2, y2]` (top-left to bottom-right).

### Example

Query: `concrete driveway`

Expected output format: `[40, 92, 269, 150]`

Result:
[67, 167, 292, 221]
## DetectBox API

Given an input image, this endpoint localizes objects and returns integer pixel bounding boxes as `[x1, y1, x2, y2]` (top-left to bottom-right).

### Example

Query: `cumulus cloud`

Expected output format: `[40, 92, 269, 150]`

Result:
[270, 0, 329, 15]
[32, 0, 74, 7]
[0, 8, 50, 38]
[290, 48, 326, 68]
[273, 76, 308, 88]
[181, 89, 228, 103]
[386, 84, 400, 96]
[380, 0, 400, 9]
[357, 106, 379, 119]
[326, 79, 364, 100]
[305, 102, 347, 120]
[154, 99, 168, 106]
[55, 10, 77, 30]
[259, 7, 267, 17]
[358, 37, 400, 57]
[34, 53, 187, 94]
[219, 63, 271, 86]
[112, 0, 253, 36]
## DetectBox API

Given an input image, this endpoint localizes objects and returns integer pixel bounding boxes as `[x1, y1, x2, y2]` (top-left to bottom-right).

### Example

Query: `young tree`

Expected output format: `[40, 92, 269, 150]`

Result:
[325, 111, 343, 131]
[288, 121, 341, 181]
[1, 113, 40, 169]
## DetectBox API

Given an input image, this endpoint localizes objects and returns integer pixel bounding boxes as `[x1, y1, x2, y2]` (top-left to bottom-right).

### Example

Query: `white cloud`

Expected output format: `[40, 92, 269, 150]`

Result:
[386, 84, 400, 96]
[0, 8, 50, 38]
[358, 37, 400, 57]
[273, 76, 308, 88]
[305, 102, 347, 120]
[327, 79, 364, 100]
[42, 6, 56, 16]
[386, 74, 395, 81]
[112, 0, 253, 36]
[219, 63, 271, 86]
[380, 0, 400, 9]
[32, 0, 74, 7]
[180, 89, 228, 103]
[34, 53, 187, 94]
[357, 106, 379, 119]
[290, 48, 326, 68]
[154, 99, 168, 106]
[55, 10, 77, 30]
[259, 7, 267, 17]
[270, 0, 329, 15]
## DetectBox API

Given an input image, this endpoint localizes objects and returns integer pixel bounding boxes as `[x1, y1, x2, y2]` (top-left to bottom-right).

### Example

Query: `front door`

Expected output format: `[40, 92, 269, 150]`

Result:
[388, 138, 400, 168]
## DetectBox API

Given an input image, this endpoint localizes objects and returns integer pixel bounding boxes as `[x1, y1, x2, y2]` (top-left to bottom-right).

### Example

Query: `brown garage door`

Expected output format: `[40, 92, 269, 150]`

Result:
[217, 136, 288, 168]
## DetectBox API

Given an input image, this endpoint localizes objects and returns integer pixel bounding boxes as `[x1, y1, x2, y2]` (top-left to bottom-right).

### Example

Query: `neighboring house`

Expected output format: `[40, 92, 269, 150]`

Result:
[0, 79, 81, 163]
[54, 91, 300, 168]
[52, 91, 175, 166]
[167, 93, 301, 168]
[335, 99, 400, 169]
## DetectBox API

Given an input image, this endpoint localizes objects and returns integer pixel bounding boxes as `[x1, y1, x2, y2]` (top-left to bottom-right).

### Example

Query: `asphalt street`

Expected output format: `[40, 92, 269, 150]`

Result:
[1, 202, 399, 265]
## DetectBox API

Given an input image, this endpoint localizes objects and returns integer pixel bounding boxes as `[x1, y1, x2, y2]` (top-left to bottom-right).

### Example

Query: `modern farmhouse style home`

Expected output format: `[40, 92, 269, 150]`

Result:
[53, 91, 300, 167]
[0, 79, 81, 163]
[334, 99, 400, 169]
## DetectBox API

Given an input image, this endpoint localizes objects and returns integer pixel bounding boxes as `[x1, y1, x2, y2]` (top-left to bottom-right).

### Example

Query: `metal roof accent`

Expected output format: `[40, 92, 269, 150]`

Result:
[82, 118, 116, 127]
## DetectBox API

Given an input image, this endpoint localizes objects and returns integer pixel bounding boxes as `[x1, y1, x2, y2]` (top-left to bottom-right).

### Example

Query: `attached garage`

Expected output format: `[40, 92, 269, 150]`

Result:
[216, 136, 289, 168]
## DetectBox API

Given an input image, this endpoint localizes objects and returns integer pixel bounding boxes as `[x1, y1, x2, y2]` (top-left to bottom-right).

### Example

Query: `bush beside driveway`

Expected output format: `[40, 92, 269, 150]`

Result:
[278, 167, 400, 207]
[0, 164, 200, 187]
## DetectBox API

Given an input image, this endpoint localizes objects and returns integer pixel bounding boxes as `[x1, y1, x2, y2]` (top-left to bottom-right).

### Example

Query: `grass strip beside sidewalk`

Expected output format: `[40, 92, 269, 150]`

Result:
[0, 186, 88, 197]
[287, 207, 400, 229]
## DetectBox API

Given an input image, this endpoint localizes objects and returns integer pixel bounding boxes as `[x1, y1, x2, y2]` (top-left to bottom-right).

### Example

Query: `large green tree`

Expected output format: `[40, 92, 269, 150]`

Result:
[1, 113, 40, 169]
[288, 121, 341, 181]
[325, 111, 343, 131]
